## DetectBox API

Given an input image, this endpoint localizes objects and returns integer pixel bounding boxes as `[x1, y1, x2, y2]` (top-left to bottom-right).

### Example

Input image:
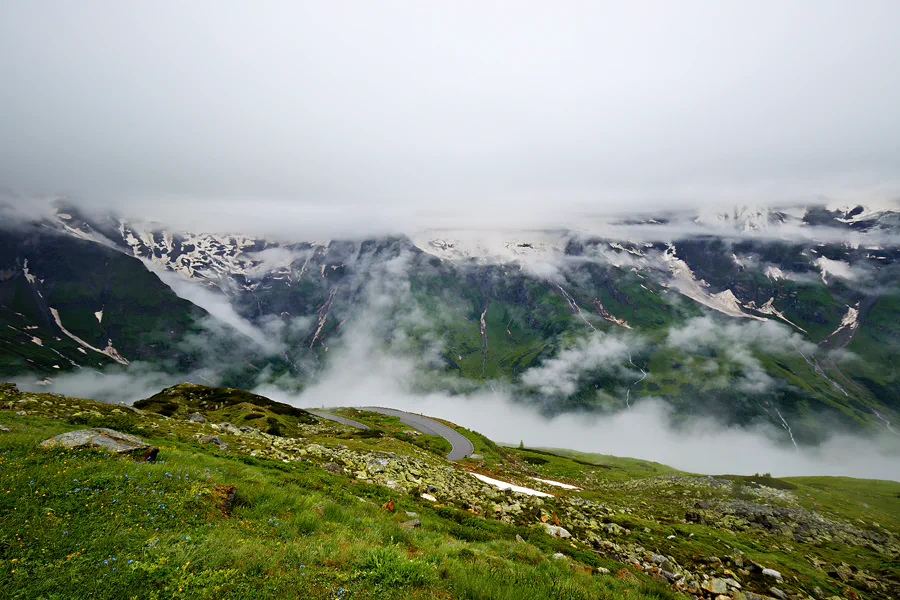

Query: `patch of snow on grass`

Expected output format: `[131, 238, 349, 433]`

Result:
[530, 477, 581, 490]
[469, 472, 554, 497]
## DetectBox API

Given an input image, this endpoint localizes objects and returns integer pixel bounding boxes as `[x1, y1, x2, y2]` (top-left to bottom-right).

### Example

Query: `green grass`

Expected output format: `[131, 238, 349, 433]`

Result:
[514, 447, 683, 482]
[3, 383, 899, 600]
[0, 410, 688, 600]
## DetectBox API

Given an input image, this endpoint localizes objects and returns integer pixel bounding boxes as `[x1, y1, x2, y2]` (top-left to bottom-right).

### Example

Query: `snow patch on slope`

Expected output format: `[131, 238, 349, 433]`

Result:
[745, 298, 808, 333]
[469, 472, 554, 497]
[49, 307, 129, 365]
[530, 477, 581, 490]
[825, 304, 860, 341]
[22, 259, 36, 285]
[813, 256, 858, 283]
[662, 245, 764, 321]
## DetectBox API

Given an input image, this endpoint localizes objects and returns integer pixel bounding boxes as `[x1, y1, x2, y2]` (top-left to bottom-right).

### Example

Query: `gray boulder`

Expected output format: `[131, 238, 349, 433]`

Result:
[199, 435, 222, 445]
[40, 428, 158, 461]
[187, 412, 207, 423]
[542, 523, 572, 539]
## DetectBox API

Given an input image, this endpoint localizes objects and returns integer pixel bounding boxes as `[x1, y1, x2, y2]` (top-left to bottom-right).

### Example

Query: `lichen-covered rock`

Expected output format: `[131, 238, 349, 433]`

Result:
[542, 523, 572, 539]
[322, 461, 342, 474]
[702, 578, 728, 595]
[40, 428, 158, 461]
[187, 412, 207, 423]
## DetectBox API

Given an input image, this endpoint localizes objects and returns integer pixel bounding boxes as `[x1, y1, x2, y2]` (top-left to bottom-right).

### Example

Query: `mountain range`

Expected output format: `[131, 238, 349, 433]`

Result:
[2, 200, 899, 447]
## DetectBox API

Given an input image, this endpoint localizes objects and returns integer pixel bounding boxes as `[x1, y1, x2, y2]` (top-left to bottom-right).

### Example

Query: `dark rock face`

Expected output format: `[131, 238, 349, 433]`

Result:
[39, 428, 158, 461]
[322, 462, 342, 475]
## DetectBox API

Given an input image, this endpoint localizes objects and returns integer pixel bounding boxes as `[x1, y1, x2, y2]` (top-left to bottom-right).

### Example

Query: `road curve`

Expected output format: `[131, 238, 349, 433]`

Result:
[360, 407, 475, 461]
[308, 410, 371, 430]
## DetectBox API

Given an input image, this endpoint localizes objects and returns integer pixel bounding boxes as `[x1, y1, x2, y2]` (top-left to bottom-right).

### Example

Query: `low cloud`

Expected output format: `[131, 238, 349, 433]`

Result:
[145, 261, 281, 353]
[520, 333, 638, 398]
[271, 342, 900, 480]
[667, 316, 817, 394]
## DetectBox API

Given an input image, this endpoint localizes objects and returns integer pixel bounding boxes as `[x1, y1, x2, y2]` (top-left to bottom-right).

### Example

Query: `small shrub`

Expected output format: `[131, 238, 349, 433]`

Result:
[359, 547, 434, 587]
[65, 413, 143, 435]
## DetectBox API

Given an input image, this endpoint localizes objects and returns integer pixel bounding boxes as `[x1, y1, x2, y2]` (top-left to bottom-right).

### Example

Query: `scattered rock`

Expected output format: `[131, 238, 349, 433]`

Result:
[686, 509, 706, 524]
[400, 518, 421, 529]
[405, 511, 418, 518]
[551, 553, 566, 560]
[39, 428, 158, 461]
[215, 484, 238, 514]
[516, 534, 525, 543]
[0, 425, 10, 432]
[199, 435, 222, 445]
[596, 567, 610, 575]
[15, 410, 25, 416]
[762, 568, 783, 581]
[322, 462, 342, 475]
[421, 493, 437, 502]
[701, 578, 728, 595]
[768, 586, 787, 600]
[187, 412, 207, 423]
[542, 523, 572, 539]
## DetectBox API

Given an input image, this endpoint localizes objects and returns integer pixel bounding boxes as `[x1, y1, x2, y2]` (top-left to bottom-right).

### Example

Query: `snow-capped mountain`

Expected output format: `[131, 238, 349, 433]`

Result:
[3, 199, 900, 447]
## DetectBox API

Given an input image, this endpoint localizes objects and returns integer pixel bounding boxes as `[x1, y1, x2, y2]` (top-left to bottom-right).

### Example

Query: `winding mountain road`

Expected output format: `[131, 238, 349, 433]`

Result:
[361, 407, 475, 461]
[308, 411, 371, 430]
[308, 407, 475, 461]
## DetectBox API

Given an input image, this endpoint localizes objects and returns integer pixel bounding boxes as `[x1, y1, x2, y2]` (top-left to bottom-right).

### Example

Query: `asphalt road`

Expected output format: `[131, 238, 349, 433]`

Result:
[360, 407, 475, 461]
[307, 410, 371, 430]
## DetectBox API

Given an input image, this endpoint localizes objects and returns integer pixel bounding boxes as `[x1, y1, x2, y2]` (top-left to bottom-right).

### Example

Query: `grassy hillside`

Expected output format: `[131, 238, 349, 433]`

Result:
[1, 382, 898, 599]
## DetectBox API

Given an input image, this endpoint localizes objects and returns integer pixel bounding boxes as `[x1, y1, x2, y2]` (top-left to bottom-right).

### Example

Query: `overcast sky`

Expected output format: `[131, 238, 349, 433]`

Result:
[1, 2, 899, 234]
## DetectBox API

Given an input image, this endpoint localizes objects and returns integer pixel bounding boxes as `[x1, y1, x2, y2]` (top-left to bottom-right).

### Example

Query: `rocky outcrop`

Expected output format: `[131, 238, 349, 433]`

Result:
[39, 428, 158, 461]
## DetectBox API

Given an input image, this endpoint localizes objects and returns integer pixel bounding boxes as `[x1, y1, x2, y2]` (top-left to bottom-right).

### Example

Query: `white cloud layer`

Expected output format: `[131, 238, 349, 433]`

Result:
[1, 2, 899, 235]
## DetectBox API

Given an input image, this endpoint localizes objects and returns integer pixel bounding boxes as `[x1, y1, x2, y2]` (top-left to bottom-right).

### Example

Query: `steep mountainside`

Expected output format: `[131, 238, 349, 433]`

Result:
[0, 223, 214, 376]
